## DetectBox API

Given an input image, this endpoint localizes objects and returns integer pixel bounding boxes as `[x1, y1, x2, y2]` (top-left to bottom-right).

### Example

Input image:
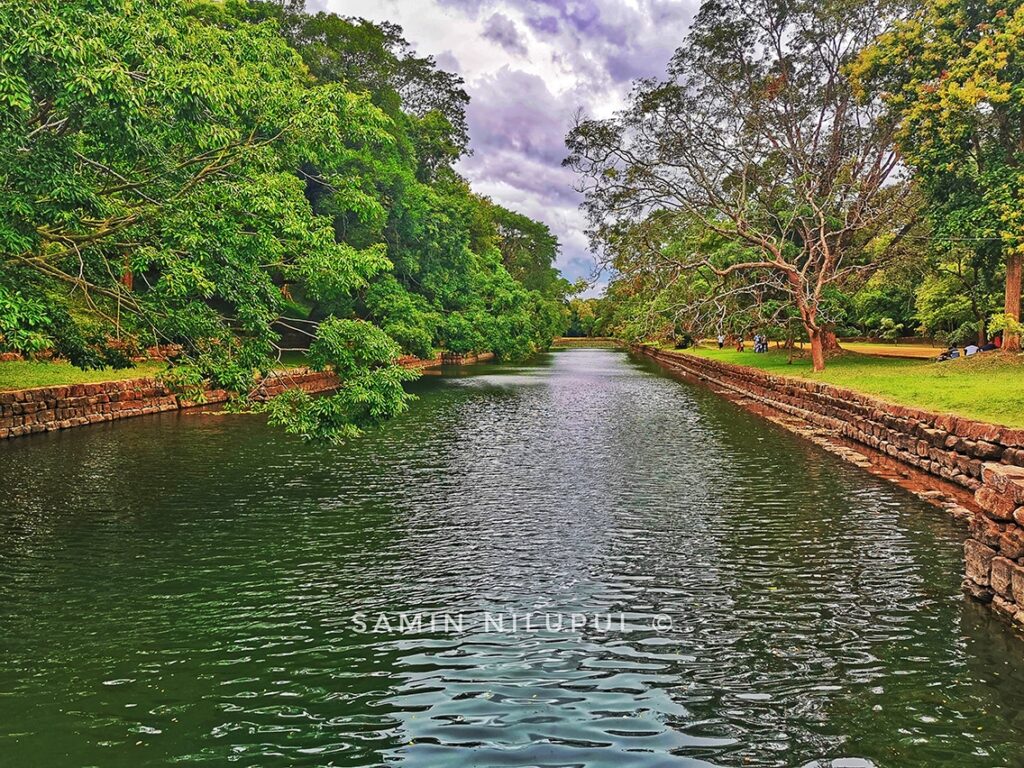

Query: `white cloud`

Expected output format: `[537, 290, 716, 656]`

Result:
[319, 0, 699, 286]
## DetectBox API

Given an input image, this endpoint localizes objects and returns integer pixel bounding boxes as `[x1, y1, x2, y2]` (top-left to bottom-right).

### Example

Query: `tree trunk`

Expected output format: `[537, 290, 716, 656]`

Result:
[809, 329, 826, 372]
[121, 253, 133, 291]
[1005, 252, 1022, 352]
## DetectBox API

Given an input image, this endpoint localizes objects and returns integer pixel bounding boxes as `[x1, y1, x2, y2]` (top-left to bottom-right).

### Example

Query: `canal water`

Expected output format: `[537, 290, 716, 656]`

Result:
[1, 348, 1023, 767]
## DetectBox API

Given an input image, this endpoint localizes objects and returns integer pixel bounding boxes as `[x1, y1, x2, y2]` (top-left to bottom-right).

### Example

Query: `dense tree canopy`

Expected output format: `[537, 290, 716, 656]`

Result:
[0, 0, 569, 441]
[852, 0, 1024, 350]
[568, 0, 1022, 360]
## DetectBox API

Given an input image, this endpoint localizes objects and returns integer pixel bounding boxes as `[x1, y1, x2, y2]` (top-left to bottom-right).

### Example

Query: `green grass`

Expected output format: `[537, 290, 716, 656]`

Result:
[553, 337, 623, 347]
[678, 344, 1024, 428]
[0, 353, 313, 392]
[0, 360, 167, 391]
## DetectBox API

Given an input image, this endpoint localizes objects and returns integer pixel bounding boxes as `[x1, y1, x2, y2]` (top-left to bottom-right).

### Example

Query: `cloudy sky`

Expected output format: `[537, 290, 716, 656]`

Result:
[311, 0, 699, 291]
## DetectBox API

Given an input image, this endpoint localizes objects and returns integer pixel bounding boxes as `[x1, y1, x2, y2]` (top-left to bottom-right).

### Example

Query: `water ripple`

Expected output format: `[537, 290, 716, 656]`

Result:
[1, 349, 1024, 767]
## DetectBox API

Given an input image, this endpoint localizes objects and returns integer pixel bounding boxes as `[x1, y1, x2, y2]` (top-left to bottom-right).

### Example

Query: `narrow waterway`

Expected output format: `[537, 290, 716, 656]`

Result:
[1, 348, 1023, 767]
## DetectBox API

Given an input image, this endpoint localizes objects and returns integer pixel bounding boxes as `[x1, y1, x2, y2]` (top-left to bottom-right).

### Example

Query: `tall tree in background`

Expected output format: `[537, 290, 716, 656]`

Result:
[853, 0, 1024, 350]
[567, 0, 910, 370]
[243, 0, 470, 179]
[488, 204, 568, 296]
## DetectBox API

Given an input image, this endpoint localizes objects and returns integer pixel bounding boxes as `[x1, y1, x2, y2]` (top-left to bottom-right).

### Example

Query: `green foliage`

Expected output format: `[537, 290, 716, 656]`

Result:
[854, 0, 1024, 344]
[988, 312, 1024, 339]
[0, 285, 51, 355]
[567, 0, 911, 369]
[571, 0, 1022, 353]
[875, 318, 905, 342]
[264, 318, 418, 441]
[0, 0, 568, 440]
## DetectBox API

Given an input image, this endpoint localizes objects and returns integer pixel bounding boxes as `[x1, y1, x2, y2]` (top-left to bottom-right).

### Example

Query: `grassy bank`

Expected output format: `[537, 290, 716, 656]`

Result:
[0, 350, 321, 392]
[0, 360, 167, 392]
[553, 336, 623, 347]
[678, 345, 1024, 428]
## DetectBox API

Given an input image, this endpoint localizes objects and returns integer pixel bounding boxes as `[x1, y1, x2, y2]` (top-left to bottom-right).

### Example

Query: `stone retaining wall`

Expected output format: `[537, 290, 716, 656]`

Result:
[0, 349, 497, 441]
[0, 368, 339, 440]
[639, 346, 1024, 488]
[637, 345, 1024, 633]
[963, 463, 1024, 626]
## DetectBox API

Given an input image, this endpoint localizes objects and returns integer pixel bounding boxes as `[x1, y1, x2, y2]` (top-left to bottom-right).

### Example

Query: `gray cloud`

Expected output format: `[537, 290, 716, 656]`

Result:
[482, 13, 529, 56]
[326, 0, 699, 286]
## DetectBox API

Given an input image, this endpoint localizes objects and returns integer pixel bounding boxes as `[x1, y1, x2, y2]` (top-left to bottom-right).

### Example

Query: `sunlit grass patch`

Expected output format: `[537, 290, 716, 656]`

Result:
[0, 360, 167, 391]
[680, 345, 1024, 427]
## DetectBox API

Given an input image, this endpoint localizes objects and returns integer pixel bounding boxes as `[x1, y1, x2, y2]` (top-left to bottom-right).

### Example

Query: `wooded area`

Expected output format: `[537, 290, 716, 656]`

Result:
[0, 0, 571, 440]
[565, 0, 1024, 370]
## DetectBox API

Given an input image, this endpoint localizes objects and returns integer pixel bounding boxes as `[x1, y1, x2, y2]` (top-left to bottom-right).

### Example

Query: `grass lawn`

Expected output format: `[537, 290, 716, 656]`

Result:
[0, 360, 167, 392]
[680, 345, 1024, 428]
[0, 353, 313, 392]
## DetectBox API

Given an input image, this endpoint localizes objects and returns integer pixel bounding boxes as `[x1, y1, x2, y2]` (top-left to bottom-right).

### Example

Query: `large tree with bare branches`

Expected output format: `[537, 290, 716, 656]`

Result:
[566, 0, 912, 370]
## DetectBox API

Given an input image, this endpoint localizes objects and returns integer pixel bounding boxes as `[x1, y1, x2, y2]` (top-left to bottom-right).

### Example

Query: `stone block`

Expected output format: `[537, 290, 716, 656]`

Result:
[1001, 428, 1024, 449]
[982, 463, 1024, 499]
[976, 486, 1018, 520]
[974, 441, 1005, 461]
[999, 527, 1024, 560]
[965, 538, 997, 586]
[1012, 565, 1024, 607]
[991, 556, 1015, 599]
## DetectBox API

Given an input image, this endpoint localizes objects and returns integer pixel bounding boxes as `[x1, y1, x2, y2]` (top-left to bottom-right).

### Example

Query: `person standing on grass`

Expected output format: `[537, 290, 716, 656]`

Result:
[717, 334, 725, 349]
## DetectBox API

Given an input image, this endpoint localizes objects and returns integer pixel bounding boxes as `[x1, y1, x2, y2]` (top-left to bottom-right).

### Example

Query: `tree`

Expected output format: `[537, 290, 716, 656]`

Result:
[914, 248, 1002, 344]
[567, 0, 911, 370]
[853, 0, 1024, 350]
[488, 203, 567, 297]
[0, 0, 411, 440]
[243, 0, 470, 179]
[0, 0, 569, 442]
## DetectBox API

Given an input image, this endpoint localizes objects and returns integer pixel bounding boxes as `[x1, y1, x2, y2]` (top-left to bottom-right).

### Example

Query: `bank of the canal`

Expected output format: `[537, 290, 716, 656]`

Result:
[636, 344, 1024, 636]
[0, 352, 494, 440]
[2, 347, 1024, 767]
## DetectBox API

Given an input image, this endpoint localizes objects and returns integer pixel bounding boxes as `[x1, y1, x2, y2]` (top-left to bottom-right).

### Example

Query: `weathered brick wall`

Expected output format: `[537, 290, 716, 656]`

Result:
[0, 368, 339, 440]
[440, 351, 496, 365]
[637, 345, 1024, 632]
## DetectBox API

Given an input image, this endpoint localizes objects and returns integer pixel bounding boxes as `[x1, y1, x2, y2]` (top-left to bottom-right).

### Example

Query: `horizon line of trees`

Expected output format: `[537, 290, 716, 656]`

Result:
[0, 0, 573, 441]
[565, 0, 1024, 368]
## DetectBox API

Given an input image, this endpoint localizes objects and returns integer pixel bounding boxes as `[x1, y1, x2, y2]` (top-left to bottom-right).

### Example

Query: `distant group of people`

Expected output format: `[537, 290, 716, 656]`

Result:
[718, 333, 768, 352]
[938, 335, 1002, 361]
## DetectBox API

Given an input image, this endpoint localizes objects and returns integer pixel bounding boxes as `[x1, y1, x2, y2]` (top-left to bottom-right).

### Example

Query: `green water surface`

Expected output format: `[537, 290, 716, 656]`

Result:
[1, 348, 1023, 767]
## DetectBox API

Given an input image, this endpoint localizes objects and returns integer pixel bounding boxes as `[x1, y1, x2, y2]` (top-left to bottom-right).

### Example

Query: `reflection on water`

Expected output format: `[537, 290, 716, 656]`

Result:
[1, 348, 1023, 767]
